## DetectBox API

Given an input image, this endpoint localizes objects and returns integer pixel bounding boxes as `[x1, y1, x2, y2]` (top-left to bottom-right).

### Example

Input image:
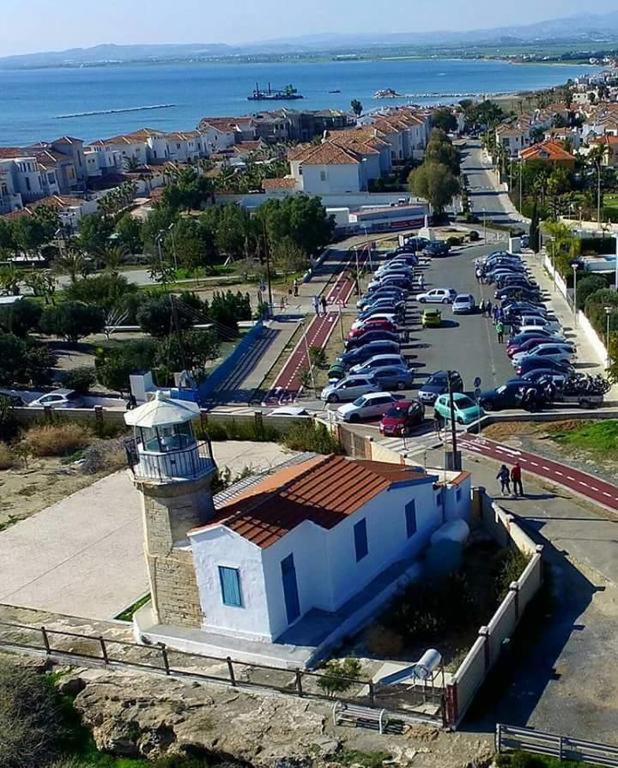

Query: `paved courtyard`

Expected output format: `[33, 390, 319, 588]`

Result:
[0, 441, 294, 620]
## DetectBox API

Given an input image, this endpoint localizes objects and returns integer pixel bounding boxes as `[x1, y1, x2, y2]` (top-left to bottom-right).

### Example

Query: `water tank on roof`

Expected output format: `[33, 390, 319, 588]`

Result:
[430, 518, 470, 547]
[414, 649, 442, 680]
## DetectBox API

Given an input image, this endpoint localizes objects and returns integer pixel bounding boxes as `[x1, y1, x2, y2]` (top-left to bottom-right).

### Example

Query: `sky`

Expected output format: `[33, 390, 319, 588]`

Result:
[1, 0, 618, 56]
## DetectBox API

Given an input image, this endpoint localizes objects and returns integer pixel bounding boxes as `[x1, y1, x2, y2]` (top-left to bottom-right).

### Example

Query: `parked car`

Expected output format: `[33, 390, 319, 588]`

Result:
[452, 294, 476, 314]
[367, 275, 413, 292]
[373, 364, 414, 390]
[27, 389, 84, 409]
[358, 288, 406, 309]
[424, 241, 450, 257]
[337, 392, 405, 422]
[344, 330, 400, 349]
[507, 336, 570, 358]
[348, 318, 398, 337]
[495, 287, 541, 303]
[375, 263, 413, 278]
[350, 353, 407, 375]
[417, 288, 457, 304]
[320, 375, 380, 403]
[479, 381, 545, 411]
[401, 237, 429, 252]
[520, 369, 570, 386]
[507, 329, 562, 348]
[379, 399, 425, 436]
[421, 308, 442, 328]
[418, 370, 464, 404]
[336, 340, 401, 368]
[512, 344, 575, 367]
[514, 356, 574, 377]
[358, 305, 405, 323]
[434, 393, 484, 425]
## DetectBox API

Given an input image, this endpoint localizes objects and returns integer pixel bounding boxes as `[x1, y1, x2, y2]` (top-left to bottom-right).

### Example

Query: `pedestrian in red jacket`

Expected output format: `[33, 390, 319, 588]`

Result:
[511, 462, 524, 497]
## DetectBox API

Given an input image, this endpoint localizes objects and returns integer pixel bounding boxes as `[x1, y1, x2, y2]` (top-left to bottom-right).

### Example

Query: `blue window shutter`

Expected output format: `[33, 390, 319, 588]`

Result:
[218, 566, 242, 607]
[405, 501, 417, 538]
[354, 519, 368, 561]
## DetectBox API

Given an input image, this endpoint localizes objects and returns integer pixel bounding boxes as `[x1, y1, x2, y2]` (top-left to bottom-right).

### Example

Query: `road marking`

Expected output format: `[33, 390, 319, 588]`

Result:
[529, 461, 539, 467]
[554, 470, 563, 477]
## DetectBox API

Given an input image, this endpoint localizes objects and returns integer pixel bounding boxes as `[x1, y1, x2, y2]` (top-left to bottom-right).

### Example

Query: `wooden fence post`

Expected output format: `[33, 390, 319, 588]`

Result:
[479, 626, 491, 672]
[368, 680, 375, 706]
[99, 636, 109, 665]
[41, 626, 51, 655]
[226, 657, 236, 687]
[295, 669, 303, 697]
[159, 643, 170, 675]
[509, 581, 520, 621]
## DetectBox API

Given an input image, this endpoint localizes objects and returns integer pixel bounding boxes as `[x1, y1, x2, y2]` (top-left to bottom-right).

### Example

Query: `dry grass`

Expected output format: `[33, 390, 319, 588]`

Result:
[0, 443, 16, 470]
[22, 424, 91, 458]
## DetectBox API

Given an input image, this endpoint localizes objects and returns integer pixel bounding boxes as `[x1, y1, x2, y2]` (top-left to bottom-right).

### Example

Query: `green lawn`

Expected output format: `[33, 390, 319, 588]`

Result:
[549, 420, 618, 460]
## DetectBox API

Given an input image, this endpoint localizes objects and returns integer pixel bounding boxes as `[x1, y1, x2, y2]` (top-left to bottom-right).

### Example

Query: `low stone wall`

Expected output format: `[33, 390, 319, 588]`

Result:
[445, 488, 544, 728]
[578, 309, 609, 366]
[543, 253, 569, 299]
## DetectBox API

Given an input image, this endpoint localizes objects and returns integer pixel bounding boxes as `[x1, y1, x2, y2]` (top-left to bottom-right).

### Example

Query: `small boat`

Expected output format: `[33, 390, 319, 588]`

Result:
[374, 88, 403, 99]
[248, 83, 304, 101]
[329, 89, 341, 93]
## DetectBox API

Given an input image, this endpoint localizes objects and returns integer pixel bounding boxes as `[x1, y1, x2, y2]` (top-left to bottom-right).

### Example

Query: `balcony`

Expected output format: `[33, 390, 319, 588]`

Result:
[125, 438, 216, 484]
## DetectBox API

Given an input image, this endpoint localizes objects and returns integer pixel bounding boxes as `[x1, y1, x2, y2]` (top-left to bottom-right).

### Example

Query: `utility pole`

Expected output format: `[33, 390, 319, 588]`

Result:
[518, 160, 523, 213]
[445, 370, 462, 471]
[597, 161, 602, 227]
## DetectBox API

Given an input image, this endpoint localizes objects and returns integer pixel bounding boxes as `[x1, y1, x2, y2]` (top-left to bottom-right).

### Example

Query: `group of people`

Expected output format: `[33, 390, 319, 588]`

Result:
[496, 462, 525, 497]
[312, 294, 328, 316]
[478, 300, 508, 344]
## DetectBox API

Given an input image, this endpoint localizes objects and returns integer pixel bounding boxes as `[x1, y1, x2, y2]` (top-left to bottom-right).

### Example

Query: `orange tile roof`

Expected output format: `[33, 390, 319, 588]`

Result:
[288, 142, 362, 165]
[261, 177, 298, 189]
[593, 134, 618, 146]
[0, 147, 25, 159]
[520, 139, 575, 162]
[189, 454, 428, 548]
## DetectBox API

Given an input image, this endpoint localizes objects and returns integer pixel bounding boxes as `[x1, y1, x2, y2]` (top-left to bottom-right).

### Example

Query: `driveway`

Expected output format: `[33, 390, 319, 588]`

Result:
[0, 441, 295, 620]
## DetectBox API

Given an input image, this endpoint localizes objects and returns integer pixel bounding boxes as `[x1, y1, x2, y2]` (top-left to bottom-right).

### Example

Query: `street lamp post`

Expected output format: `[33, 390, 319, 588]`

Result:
[168, 222, 178, 272]
[572, 263, 579, 323]
[482, 208, 487, 242]
[606, 306, 614, 369]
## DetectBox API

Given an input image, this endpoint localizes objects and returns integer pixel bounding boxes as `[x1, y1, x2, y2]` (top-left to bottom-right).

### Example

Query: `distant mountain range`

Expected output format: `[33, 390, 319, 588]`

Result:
[3, 11, 618, 68]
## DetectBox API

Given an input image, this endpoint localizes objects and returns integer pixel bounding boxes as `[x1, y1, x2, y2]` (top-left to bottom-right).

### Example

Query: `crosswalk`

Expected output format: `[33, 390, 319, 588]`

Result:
[378, 431, 444, 458]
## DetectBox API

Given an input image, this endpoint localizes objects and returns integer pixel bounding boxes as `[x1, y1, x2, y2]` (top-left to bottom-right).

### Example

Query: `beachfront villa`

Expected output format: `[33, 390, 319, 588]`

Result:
[124, 395, 470, 667]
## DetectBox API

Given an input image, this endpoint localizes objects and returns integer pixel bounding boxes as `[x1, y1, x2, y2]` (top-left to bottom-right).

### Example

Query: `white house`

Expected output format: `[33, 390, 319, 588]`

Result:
[289, 143, 367, 193]
[188, 454, 469, 643]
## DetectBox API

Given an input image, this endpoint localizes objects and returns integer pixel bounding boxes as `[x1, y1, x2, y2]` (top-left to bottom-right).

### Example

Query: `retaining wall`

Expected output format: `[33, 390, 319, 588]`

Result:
[577, 309, 609, 366]
[445, 488, 544, 728]
[543, 253, 569, 298]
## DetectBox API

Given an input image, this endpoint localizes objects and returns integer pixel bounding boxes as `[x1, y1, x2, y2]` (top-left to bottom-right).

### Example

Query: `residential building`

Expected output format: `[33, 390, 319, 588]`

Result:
[289, 142, 368, 194]
[519, 139, 576, 168]
[496, 123, 532, 157]
[124, 395, 470, 663]
[0, 161, 23, 213]
[590, 134, 618, 167]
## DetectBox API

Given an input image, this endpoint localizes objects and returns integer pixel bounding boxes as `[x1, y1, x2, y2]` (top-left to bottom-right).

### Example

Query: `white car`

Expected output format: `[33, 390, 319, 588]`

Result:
[452, 294, 476, 314]
[351, 313, 398, 330]
[417, 288, 458, 304]
[512, 344, 575, 366]
[337, 392, 403, 422]
[320, 375, 380, 404]
[350, 353, 407, 375]
[27, 389, 84, 409]
[375, 264, 413, 279]
[516, 315, 561, 333]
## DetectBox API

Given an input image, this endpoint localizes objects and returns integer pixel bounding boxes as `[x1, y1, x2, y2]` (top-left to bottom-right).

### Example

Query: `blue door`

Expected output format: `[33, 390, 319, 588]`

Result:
[281, 554, 300, 625]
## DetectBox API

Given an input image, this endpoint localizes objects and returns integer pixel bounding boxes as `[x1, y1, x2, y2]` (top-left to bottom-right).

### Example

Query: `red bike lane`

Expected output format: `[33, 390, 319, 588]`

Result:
[458, 434, 618, 512]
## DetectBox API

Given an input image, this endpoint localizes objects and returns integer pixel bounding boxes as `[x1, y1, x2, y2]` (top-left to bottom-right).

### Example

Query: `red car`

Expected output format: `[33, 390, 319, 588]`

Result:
[379, 400, 425, 436]
[507, 336, 558, 358]
[348, 319, 398, 339]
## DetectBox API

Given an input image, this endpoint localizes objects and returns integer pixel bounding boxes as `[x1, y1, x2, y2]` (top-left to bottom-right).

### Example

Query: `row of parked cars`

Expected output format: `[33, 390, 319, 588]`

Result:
[320, 243, 422, 424]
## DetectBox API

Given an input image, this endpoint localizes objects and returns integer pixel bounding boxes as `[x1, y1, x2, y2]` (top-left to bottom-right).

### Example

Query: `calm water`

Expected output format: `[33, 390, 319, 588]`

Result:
[0, 58, 600, 145]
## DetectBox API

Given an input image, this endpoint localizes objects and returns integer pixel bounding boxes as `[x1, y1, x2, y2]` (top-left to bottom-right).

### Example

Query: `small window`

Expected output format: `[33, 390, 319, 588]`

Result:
[320, 170, 327, 181]
[456, 487, 462, 502]
[354, 519, 368, 562]
[405, 501, 417, 538]
[218, 566, 242, 607]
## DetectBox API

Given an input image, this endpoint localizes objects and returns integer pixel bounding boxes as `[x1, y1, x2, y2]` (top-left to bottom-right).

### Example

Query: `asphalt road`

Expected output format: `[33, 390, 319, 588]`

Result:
[460, 139, 527, 227]
[407, 243, 518, 397]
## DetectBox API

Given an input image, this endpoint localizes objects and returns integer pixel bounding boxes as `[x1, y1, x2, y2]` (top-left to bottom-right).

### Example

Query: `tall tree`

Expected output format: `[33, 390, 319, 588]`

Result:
[408, 162, 460, 217]
[350, 99, 363, 117]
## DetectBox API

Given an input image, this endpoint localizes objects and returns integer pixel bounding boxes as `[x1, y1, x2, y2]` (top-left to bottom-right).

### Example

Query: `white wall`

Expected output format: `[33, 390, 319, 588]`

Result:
[301, 163, 362, 194]
[190, 526, 273, 641]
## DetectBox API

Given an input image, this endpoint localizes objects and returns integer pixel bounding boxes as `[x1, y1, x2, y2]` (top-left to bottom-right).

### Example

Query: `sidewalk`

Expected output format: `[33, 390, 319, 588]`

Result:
[523, 250, 618, 399]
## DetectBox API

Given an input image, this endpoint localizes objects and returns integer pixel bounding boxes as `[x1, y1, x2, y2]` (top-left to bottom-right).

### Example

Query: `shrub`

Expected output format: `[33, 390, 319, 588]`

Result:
[0, 442, 16, 470]
[137, 295, 194, 337]
[0, 298, 42, 337]
[40, 302, 105, 343]
[308, 345, 327, 368]
[284, 420, 342, 454]
[468, 230, 480, 241]
[64, 273, 137, 312]
[317, 658, 363, 697]
[0, 395, 19, 441]
[446, 236, 463, 247]
[23, 424, 91, 457]
[95, 339, 157, 393]
[63, 367, 96, 393]
[494, 548, 531, 601]
[0, 658, 64, 768]
[576, 274, 609, 311]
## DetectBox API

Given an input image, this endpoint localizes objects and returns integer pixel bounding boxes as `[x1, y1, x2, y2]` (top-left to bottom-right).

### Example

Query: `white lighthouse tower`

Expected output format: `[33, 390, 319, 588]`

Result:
[124, 393, 217, 627]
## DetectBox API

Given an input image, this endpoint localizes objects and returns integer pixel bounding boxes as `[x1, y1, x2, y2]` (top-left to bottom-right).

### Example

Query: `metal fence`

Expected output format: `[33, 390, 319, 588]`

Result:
[496, 724, 618, 767]
[0, 620, 443, 725]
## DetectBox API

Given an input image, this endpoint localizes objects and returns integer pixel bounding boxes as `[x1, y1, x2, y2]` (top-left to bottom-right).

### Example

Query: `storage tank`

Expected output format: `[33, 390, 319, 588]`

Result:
[430, 519, 470, 547]
[414, 649, 442, 680]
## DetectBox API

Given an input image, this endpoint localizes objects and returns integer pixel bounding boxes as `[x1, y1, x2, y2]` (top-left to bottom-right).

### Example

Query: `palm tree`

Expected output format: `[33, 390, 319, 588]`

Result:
[0, 265, 21, 295]
[97, 244, 127, 275]
[54, 247, 90, 283]
[587, 143, 609, 223]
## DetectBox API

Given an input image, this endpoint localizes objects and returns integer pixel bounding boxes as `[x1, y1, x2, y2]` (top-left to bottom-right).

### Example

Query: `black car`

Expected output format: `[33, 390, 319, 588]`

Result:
[344, 330, 400, 350]
[418, 370, 464, 404]
[479, 380, 544, 411]
[424, 241, 450, 257]
[515, 356, 573, 376]
[337, 340, 401, 367]
[495, 287, 541, 303]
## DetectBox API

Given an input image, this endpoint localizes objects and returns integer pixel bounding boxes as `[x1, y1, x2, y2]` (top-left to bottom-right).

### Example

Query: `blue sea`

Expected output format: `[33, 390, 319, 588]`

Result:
[0, 58, 601, 146]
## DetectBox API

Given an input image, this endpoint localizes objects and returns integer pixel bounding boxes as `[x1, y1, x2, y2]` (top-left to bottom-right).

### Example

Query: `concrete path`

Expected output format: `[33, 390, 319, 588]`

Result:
[426, 447, 618, 743]
[0, 441, 295, 620]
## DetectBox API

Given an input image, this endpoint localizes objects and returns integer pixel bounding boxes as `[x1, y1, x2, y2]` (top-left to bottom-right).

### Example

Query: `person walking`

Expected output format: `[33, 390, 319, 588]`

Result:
[479, 299, 485, 317]
[320, 295, 327, 316]
[312, 295, 320, 316]
[293, 278, 299, 297]
[511, 462, 524, 497]
[496, 319, 505, 344]
[475, 266, 483, 283]
[496, 464, 511, 496]
[485, 299, 492, 319]
[492, 304, 499, 322]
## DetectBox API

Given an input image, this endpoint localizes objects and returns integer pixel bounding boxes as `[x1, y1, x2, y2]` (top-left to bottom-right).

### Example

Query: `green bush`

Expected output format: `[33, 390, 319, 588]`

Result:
[576, 274, 609, 311]
[0, 298, 42, 337]
[64, 367, 96, 393]
[196, 418, 279, 443]
[40, 302, 105, 343]
[0, 658, 64, 768]
[494, 548, 531, 601]
[317, 658, 362, 697]
[468, 230, 480, 241]
[446, 236, 463, 247]
[283, 420, 342, 454]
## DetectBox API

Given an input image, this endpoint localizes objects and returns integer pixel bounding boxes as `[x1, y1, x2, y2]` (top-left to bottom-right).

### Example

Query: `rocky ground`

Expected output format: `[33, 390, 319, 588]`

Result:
[49, 664, 493, 768]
